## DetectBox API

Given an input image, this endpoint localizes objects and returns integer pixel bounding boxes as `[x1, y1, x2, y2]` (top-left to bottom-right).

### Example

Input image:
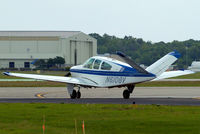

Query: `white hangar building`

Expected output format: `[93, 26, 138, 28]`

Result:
[0, 31, 97, 69]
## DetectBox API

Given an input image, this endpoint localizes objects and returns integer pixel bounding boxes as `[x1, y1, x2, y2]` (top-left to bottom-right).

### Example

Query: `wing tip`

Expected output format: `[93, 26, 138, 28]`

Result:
[3, 72, 10, 76]
[168, 50, 181, 58]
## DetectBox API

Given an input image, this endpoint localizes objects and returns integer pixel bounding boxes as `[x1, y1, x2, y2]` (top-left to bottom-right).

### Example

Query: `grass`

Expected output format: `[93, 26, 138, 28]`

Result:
[0, 81, 66, 87]
[0, 103, 200, 134]
[0, 81, 199, 87]
[137, 81, 200, 87]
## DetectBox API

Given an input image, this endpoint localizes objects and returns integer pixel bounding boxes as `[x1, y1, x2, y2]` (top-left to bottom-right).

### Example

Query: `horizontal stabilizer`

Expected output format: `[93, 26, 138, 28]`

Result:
[152, 70, 194, 81]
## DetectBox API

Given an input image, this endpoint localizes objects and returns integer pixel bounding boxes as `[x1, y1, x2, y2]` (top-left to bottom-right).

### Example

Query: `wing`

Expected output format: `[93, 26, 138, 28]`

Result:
[152, 70, 194, 81]
[3, 72, 97, 87]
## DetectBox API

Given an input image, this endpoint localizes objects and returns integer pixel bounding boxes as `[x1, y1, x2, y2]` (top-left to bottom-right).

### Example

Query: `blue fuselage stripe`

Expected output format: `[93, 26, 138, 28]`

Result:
[70, 69, 155, 77]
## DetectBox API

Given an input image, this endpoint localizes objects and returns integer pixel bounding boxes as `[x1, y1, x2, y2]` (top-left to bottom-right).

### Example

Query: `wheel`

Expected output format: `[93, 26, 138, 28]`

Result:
[70, 90, 77, 99]
[76, 91, 81, 99]
[123, 90, 130, 99]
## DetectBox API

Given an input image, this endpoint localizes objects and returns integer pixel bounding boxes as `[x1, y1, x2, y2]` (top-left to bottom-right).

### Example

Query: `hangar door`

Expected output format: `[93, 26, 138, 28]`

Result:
[70, 40, 93, 65]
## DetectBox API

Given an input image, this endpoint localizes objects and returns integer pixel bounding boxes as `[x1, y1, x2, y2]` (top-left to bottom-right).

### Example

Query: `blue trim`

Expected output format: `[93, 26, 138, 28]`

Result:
[168, 50, 181, 58]
[3, 72, 10, 76]
[70, 69, 155, 77]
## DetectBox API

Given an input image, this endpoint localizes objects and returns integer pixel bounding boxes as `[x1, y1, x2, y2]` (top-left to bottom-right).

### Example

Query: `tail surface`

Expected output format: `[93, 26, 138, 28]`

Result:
[146, 51, 181, 76]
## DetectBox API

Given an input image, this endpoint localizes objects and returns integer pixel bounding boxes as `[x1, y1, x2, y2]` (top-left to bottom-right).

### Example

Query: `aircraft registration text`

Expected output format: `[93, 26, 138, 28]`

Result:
[105, 76, 126, 84]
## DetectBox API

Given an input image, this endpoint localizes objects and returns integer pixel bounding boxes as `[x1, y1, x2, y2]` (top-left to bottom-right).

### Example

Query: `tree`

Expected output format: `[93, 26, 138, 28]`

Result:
[34, 57, 65, 69]
[33, 59, 46, 69]
[90, 33, 200, 69]
[54, 56, 65, 68]
[47, 58, 55, 68]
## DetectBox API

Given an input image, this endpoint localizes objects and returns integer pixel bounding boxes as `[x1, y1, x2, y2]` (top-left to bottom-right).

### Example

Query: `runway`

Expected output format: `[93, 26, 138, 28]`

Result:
[0, 87, 200, 105]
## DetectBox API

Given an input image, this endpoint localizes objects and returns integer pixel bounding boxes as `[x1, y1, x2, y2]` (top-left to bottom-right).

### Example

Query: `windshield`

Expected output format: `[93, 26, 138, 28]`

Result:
[83, 58, 95, 69]
[93, 59, 102, 69]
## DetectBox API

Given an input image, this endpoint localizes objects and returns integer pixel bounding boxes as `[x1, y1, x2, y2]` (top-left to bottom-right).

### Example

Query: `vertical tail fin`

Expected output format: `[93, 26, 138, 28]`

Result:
[146, 51, 181, 76]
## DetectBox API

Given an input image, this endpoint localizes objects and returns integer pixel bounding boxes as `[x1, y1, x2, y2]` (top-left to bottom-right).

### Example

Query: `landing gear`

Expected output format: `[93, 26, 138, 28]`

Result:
[123, 85, 135, 99]
[76, 90, 81, 99]
[70, 90, 82, 99]
[70, 90, 77, 99]
[123, 90, 130, 99]
[68, 85, 81, 99]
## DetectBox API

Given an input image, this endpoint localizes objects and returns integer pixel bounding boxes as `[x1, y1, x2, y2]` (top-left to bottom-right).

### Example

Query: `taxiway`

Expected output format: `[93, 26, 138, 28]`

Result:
[0, 87, 199, 105]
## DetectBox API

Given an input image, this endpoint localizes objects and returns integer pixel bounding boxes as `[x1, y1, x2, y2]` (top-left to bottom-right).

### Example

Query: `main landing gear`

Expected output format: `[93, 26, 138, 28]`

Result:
[123, 85, 135, 99]
[70, 90, 81, 99]
[67, 84, 81, 99]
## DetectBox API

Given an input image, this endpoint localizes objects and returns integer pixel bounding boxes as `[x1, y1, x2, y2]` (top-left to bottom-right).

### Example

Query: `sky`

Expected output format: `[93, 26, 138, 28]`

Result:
[0, 0, 199, 42]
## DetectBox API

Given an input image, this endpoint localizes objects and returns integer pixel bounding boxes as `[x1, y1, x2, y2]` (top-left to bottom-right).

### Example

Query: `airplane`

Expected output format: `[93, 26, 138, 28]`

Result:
[3, 50, 194, 99]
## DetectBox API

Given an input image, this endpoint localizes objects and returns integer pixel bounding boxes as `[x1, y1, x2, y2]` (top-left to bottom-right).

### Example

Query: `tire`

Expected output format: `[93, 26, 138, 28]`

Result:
[70, 90, 77, 99]
[123, 90, 130, 99]
[77, 91, 81, 99]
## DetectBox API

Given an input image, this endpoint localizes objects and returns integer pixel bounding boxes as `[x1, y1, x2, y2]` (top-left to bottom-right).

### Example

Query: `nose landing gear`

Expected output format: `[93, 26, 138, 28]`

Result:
[123, 89, 130, 99]
[123, 85, 135, 99]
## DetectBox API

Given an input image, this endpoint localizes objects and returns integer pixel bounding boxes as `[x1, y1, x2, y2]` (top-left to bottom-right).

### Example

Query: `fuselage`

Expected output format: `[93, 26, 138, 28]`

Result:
[70, 56, 155, 88]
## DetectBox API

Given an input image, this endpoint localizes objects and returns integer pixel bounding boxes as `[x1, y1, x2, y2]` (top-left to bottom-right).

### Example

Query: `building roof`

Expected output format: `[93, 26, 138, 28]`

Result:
[0, 31, 81, 38]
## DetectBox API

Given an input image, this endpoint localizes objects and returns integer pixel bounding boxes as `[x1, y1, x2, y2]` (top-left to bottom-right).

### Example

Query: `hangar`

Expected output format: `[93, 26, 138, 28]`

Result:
[0, 31, 97, 69]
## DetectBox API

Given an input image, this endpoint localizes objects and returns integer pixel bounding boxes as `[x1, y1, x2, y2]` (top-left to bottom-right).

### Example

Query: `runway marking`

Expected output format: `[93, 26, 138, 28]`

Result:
[35, 92, 48, 98]
[35, 91, 67, 98]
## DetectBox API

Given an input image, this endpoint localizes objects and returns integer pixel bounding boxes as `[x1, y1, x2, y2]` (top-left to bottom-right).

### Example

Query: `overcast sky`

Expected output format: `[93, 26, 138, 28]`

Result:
[0, 0, 199, 42]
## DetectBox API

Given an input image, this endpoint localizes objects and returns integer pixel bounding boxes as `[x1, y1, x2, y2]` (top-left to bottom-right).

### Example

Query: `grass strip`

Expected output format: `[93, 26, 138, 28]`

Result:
[0, 103, 200, 134]
[0, 81, 200, 87]
[137, 81, 200, 87]
[0, 81, 65, 87]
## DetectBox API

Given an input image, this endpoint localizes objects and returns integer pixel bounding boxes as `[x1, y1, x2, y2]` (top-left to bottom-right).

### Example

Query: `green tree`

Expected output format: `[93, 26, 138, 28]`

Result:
[89, 33, 200, 69]
[33, 59, 46, 69]
[54, 56, 65, 68]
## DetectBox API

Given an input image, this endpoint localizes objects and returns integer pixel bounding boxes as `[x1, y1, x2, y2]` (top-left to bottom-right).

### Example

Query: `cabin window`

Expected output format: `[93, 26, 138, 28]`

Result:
[101, 62, 112, 70]
[83, 58, 95, 69]
[93, 59, 102, 69]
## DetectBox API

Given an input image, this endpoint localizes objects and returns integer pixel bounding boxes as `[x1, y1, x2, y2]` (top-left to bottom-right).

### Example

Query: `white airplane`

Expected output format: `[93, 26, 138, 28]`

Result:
[3, 51, 194, 99]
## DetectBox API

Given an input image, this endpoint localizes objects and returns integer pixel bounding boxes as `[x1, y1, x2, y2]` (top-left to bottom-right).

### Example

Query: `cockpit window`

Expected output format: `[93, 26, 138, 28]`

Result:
[83, 58, 95, 69]
[93, 59, 102, 69]
[101, 62, 112, 70]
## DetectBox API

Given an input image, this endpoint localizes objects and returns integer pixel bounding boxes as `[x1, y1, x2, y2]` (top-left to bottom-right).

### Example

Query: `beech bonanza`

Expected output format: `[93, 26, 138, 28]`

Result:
[3, 51, 193, 99]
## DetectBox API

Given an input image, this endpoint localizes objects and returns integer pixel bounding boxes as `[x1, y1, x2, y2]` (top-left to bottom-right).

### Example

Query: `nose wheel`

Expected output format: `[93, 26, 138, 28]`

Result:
[123, 85, 135, 99]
